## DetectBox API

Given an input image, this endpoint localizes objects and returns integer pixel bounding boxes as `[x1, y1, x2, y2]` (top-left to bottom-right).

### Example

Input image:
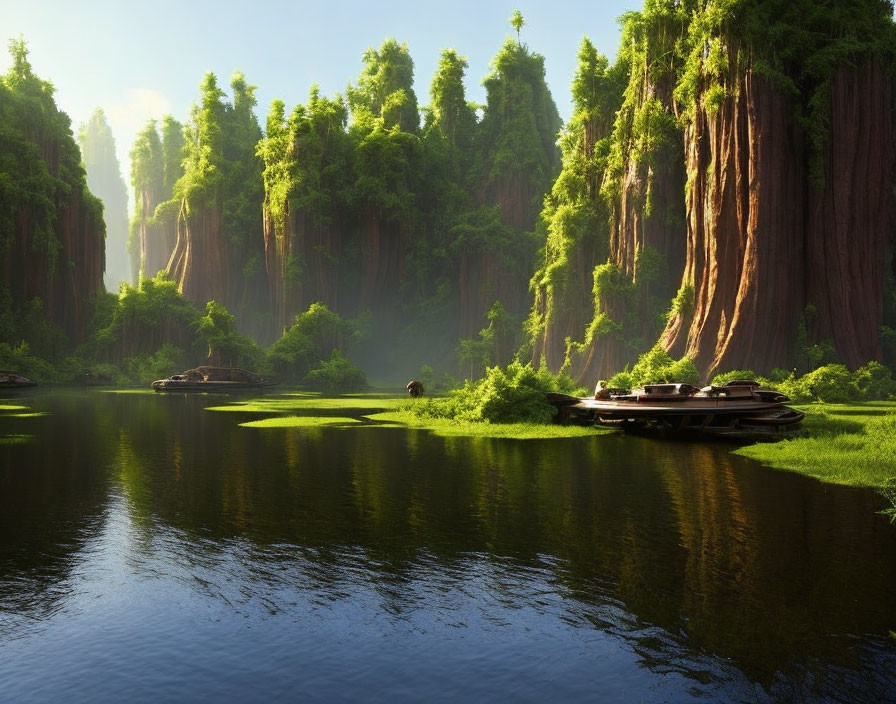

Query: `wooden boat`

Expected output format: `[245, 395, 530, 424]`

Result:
[0, 371, 38, 389]
[152, 366, 278, 393]
[548, 380, 804, 438]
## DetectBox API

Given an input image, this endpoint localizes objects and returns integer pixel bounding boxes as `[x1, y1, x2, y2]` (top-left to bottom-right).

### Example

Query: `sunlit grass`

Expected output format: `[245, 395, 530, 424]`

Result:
[734, 402, 896, 488]
[206, 396, 403, 414]
[6, 412, 48, 418]
[239, 416, 362, 428]
[0, 404, 28, 411]
[365, 410, 606, 439]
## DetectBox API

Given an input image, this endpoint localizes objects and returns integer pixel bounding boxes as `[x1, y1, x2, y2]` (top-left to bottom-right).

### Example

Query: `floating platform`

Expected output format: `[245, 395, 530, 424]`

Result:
[548, 381, 804, 439]
[152, 366, 277, 393]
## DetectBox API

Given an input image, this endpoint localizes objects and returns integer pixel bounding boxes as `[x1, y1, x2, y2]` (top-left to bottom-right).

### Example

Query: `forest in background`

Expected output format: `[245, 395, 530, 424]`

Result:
[2, 1, 896, 394]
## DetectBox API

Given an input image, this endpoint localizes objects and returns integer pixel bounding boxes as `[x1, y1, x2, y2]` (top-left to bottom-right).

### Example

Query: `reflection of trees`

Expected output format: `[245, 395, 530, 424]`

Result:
[0, 393, 116, 629]
[661, 446, 896, 683]
[52, 392, 896, 693]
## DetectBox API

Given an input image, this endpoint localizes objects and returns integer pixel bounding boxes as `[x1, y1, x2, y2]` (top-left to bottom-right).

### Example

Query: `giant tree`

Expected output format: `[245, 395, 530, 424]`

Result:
[259, 87, 354, 332]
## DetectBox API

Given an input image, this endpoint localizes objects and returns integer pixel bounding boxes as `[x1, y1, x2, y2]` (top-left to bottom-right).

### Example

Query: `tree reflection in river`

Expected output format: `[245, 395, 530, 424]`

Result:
[1, 390, 894, 701]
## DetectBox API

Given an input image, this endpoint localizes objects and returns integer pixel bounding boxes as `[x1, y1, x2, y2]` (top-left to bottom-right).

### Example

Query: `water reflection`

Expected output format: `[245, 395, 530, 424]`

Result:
[1, 391, 894, 702]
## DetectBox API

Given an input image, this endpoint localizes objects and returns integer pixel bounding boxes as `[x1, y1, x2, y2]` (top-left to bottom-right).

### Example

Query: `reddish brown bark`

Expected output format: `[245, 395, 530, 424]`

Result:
[168, 202, 231, 311]
[262, 202, 344, 333]
[662, 62, 893, 379]
[805, 61, 893, 369]
[560, 75, 686, 384]
[1, 167, 104, 344]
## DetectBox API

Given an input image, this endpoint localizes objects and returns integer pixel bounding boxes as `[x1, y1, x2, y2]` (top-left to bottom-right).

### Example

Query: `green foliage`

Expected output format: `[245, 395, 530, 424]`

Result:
[881, 478, 896, 524]
[347, 39, 419, 133]
[774, 362, 896, 403]
[303, 348, 367, 394]
[735, 402, 896, 488]
[0, 341, 56, 381]
[266, 302, 362, 383]
[510, 10, 525, 42]
[93, 272, 203, 365]
[670, 282, 695, 318]
[456, 300, 524, 378]
[479, 38, 561, 191]
[121, 343, 188, 385]
[780, 363, 857, 403]
[853, 361, 896, 400]
[624, 343, 700, 386]
[411, 360, 579, 424]
[710, 369, 758, 386]
[0, 38, 98, 273]
[196, 300, 261, 369]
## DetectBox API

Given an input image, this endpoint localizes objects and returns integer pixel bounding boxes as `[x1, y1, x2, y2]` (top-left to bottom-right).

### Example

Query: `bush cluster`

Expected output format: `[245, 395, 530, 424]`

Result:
[710, 362, 896, 403]
[408, 360, 582, 424]
[608, 344, 699, 390]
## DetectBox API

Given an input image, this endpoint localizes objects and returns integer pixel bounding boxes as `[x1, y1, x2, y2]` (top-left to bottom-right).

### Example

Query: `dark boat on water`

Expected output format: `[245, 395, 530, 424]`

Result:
[0, 371, 38, 390]
[152, 366, 278, 393]
[548, 380, 804, 438]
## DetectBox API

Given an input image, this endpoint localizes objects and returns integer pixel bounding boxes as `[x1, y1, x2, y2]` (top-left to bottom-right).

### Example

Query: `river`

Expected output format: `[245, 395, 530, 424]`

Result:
[1, 390, 894, 702]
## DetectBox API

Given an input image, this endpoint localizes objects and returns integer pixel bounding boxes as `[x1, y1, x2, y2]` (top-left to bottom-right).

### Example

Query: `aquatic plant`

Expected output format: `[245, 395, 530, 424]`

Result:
[881, 477, 896, 524]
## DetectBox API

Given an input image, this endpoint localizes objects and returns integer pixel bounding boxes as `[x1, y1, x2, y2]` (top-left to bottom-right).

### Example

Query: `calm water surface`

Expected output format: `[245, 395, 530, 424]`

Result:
[1, 390, 894, 703]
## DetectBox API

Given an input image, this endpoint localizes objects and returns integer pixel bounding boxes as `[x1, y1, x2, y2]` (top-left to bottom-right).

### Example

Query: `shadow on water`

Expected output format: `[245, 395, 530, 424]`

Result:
[1, 390, 895, 702]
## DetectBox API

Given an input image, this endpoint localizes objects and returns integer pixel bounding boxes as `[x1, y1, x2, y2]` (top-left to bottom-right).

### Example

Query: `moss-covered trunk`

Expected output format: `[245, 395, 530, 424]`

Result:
[662, 61, 894, 379]
[168, 202, 231, 310]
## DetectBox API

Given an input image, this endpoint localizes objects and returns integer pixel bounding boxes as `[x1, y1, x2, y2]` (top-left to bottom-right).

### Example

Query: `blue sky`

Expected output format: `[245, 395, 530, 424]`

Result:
[1, 0, 641, 196]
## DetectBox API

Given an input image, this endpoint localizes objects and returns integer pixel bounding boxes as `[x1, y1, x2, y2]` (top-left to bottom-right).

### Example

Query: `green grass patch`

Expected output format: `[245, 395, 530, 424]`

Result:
[0, 404, 29, 411]
[7, 412, 48, 418]
[239, 416, 362, 429]
[206, 396, 403, 414]
[365, 410, 607, 439]
[0, 434, 34, 444]
[734, 402, 896, 488]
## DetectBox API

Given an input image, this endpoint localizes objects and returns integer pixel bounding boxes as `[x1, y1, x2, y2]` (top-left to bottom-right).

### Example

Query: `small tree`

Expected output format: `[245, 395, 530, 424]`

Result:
[510, 10, 525, 44]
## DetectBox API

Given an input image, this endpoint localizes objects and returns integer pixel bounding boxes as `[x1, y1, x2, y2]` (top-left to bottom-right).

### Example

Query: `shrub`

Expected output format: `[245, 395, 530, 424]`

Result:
[853, 361, 896, 400]
[711, 369, 758, 386]
[409, 361, 580, 424]
[608, 370, 634, 391]
[627, 344, 700, 386]
[121, 344, 188, 385]
[303, 349, 367, 394]
[267, 303, 360, 383]
[782, 364, 858, 403]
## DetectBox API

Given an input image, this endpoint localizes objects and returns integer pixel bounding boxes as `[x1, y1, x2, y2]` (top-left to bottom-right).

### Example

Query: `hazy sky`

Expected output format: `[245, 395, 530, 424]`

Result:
[1, 0, 641, 204]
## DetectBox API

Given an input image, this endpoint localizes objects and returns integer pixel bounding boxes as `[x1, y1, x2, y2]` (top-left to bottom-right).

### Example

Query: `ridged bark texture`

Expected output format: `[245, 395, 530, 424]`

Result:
[168, 203, 231, 310]
[663, 61, 894, 379]
[2, 156, 104, 343]
[805, 61, 894, 369]
[263, 203, 343, 333]
[359, 209, 407, 313]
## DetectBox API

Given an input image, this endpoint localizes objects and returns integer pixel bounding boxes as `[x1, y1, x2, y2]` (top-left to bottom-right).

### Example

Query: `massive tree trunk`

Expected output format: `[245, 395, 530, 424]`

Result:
[358, 208, 407, 313]
[662, 60, 894, 380]
[566, 78, 687, 384]
[263, 202, 343, 334]
[168, 202, 231, 310]
[2, 149, 104, 344]
[804, 60, 894, 370]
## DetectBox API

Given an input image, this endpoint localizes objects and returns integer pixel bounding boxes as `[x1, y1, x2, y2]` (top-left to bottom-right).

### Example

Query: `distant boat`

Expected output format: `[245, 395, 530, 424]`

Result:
[0, 371, 38, 389]
[548, 380, 804, 438]
[152, 366, 278, 393]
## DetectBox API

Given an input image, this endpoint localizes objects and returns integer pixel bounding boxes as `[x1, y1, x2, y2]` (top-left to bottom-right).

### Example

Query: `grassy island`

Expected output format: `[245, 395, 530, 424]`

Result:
[734, 402, 896, 488]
